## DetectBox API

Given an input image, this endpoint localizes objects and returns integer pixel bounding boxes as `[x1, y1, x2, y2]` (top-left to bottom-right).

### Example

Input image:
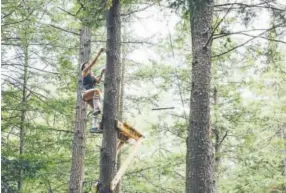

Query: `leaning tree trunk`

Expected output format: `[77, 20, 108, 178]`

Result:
[69, 26, 91, 193]
[99, 0, 121, 192]
[186, 1, 216, 193]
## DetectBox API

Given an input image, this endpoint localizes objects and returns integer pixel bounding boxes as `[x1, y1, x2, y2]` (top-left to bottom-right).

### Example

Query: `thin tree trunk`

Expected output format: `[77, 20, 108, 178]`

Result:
[267, 13, 286, 180]
[213, 87, 221, 173]
[115, 25, 126, 193]
[186, 1, 216, 193]
[281, 124, 286, 177]
[69, 26, 91, 193]
[99, 0, 121, 192]
[18, 45, 28, 193]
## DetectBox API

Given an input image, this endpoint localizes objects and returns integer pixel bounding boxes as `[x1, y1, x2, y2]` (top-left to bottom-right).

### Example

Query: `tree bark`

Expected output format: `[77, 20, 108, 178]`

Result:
[69, 26, 91, 193]
[115, 25, 126, 193]
[186, 1, 216, 193]
[99, 0, 121, 192]
[18, 44, 28, 193]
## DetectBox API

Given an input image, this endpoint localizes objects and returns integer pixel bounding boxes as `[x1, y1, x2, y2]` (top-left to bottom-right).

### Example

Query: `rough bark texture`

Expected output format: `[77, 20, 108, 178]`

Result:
[18, 45, 28, 193]
[115, 30, 126, 193]
[69, 26, 91, 193]
[186, 1, 216, 193]
[99, 0, 121, 192]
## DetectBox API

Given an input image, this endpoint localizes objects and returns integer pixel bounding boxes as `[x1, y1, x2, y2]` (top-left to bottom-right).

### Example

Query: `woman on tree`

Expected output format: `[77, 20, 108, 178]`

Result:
[81, 48, 105, 133]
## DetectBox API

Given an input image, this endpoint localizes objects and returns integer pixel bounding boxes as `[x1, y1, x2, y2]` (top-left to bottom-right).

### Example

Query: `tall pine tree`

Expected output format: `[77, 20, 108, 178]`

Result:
[186, 0, 216, 192]
[98, 0, 121, 192]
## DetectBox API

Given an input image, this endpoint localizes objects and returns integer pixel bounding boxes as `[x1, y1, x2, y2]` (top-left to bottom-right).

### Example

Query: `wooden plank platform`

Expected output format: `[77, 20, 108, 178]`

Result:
[104, 120, 144, 191]
[118, 132, 129, 143]
[115, 120, 144, 142]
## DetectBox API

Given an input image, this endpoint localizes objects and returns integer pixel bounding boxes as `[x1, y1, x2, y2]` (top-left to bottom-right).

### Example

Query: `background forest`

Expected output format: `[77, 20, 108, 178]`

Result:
[1, 0, 286, 193]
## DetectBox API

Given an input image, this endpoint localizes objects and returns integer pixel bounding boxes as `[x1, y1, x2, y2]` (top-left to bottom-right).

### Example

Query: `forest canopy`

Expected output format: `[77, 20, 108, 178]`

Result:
[1, 0, 286, 193]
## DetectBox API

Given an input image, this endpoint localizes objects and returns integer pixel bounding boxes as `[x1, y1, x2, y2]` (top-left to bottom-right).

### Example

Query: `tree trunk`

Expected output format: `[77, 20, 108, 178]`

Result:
[99, 0, 121, 192]
[69, 26, 91, 193]
[18, 45, 28, 193]
[213, 87, 223, 173]
[115, 25, 126, 193]
[186, 1, 216, 193]
[281, 124, 286, 178]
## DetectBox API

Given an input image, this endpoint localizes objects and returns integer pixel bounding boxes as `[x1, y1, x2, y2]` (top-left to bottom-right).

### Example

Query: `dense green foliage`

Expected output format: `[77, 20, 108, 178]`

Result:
[2, 0, 286, 192]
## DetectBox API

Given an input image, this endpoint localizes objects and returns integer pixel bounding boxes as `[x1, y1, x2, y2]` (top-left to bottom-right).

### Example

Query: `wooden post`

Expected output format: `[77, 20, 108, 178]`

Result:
[116, 141, 125, 157]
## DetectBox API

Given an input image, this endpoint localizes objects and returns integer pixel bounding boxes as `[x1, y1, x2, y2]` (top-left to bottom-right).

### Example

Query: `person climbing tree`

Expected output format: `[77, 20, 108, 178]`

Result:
[81, 48, 105, 133]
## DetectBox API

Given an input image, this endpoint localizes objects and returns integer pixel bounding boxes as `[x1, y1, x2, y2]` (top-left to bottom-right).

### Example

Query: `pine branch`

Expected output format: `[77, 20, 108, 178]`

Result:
[213, 26, 286, 40]
[49, 24, 79, 36]
[1, 7, 36, 26]
[2, 63, 60, 75]
[152, 107, 175, 110]
[2, 74, 49, 102]
[214, 2, 286, 12]
[219, 131, 228, 147]
[242, 33, 286, 44]
[121, 4, 154, 16]
[38, 127, 74, 134]
[1, 2, 22, 19]
[91, 40, 155, 45]
[57, 7, 77, 17]
[205, 0, 237, 47]
[212, 23, 286, 58]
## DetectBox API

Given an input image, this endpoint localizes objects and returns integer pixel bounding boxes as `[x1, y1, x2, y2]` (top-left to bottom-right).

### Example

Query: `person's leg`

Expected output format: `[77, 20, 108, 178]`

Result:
[90, 114, 103, 133]
[90, 91, 102, 133]
[92, 92, 101, 114]
[90, 114, 98, 129]
[87, 100, 94, 109]
[83, 90, 96, 109]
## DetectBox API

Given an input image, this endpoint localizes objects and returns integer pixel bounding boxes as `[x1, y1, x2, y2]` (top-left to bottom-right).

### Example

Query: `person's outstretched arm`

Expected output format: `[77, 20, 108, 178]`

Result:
[96, 68, 105, 83]
[83, 48, 105, 73]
